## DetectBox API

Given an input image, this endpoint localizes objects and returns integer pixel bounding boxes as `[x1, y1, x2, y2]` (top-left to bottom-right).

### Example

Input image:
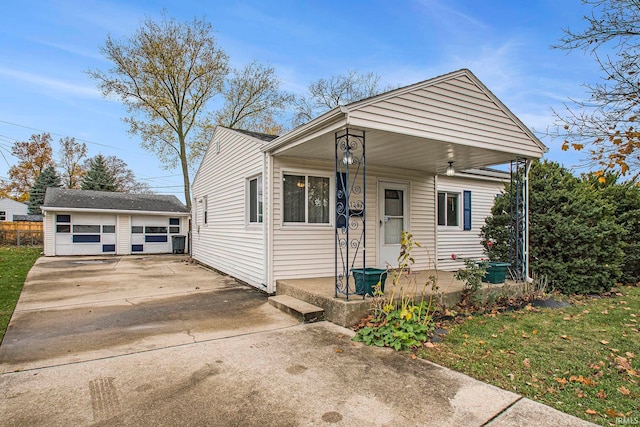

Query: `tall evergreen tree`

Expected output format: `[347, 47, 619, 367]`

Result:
[81, 154, 118, 192]
[28, 165, 61, 215]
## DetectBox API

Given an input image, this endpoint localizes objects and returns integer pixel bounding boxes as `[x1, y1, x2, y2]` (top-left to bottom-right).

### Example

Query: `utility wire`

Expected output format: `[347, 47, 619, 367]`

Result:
[0, 119, 121, 149]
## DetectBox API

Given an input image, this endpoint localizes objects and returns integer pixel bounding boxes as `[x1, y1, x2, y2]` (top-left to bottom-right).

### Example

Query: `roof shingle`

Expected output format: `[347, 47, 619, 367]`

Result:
[43, 188, 189, 213]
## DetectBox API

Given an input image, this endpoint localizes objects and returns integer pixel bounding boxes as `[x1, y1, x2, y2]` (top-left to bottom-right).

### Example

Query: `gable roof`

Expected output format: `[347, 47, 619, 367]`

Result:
[262, 69, 547, 158]
[42, 188, 189, 214]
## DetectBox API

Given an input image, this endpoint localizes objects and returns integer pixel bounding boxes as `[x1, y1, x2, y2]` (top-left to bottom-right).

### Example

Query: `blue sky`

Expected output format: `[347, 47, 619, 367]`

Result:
[0, 0, 601, 201]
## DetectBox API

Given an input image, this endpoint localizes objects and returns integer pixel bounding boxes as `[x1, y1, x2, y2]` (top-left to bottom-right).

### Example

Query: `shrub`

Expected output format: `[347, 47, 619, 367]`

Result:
[481, 160, 624, 294]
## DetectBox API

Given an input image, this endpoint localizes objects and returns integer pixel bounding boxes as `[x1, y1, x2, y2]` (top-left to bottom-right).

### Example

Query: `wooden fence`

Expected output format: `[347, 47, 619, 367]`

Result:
[0, 222, 43, 246]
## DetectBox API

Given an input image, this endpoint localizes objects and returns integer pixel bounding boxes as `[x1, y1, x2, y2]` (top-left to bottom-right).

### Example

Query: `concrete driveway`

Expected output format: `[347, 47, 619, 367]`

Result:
[0, 255, 594, 426]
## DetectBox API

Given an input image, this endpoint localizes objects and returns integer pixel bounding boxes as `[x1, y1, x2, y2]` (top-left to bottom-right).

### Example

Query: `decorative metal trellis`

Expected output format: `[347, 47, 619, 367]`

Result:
[335, 128, 366, 299]
[509, 158, 528, 281]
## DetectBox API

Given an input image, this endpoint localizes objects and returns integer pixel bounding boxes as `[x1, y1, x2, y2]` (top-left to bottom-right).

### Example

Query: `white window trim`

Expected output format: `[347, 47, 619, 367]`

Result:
[437, 189, 463, 231]
[280, 169, 334, 228]
[246, 174, 263, 226]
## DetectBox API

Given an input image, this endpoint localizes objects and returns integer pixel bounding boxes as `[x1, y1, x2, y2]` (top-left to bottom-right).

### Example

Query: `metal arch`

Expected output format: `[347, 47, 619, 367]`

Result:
[335, 128, 366, 299]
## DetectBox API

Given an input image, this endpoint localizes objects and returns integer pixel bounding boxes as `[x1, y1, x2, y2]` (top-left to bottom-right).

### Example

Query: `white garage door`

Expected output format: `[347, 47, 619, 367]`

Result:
[54, 213, 117, 256]
[131, 216, 183, 254]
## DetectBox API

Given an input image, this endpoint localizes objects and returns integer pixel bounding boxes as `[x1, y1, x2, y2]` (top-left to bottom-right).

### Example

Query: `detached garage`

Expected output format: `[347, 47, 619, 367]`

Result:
[41, 188, 190, 256]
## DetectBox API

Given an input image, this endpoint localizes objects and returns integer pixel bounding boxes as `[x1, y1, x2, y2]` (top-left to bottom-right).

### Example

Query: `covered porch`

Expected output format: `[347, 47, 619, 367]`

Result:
[261, 69, 546, 299]
[275, 270, 522, 327]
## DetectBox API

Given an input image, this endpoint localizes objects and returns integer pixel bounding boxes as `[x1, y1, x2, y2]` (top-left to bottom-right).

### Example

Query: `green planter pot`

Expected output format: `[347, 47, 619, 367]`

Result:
[482, 262, 510, 284]
[351, 268, 388, 296]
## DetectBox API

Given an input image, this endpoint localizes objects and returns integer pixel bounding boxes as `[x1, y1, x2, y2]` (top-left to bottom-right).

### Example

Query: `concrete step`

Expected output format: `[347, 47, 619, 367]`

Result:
[268, 295, 325, 323]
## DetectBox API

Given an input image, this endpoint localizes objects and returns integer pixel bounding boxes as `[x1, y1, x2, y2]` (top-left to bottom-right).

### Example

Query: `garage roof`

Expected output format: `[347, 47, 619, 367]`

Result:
[43, 188, 189, 214]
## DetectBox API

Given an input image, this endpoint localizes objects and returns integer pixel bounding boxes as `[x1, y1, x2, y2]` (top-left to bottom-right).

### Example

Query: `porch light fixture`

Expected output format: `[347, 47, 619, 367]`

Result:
[342, 150, 354, 165]
[446, 161, 456, 176]
[296, 179, 305, 188]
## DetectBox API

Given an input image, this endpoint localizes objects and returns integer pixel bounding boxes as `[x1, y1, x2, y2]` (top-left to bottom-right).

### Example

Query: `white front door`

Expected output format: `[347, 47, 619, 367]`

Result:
[378, 182, 409, 269]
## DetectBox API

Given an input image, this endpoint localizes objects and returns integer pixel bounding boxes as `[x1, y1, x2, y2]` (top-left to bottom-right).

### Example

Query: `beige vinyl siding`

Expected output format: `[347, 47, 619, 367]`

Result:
[436, 175, 505, 270]
[349, 74, 538, 156]
[117, 214, 130, 255]
[43, 212, 55, 256]
[271, 156, 436, 284]
[191, 127, 265, 288]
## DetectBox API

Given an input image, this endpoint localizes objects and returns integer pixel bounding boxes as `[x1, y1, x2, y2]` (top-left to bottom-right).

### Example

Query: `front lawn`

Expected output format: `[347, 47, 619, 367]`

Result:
[0, 246, 41, 341]
[421, 287, 639, 426]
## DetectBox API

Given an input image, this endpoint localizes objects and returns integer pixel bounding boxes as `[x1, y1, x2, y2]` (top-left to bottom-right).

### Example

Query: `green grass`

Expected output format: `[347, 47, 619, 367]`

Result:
[0, 246, 41, 341]
[421, 287, 640, 426]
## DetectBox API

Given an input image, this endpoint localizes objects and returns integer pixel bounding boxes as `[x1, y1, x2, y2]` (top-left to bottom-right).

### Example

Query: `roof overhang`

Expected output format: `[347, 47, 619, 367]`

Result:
[261, 69, 546, 175]
[41, 207, 191, 217]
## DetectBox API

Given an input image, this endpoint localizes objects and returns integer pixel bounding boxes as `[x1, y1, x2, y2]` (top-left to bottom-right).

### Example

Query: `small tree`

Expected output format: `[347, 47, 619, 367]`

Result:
[292, 70, 392, 127]
[81, 155, 118, 192]
[481, 160, 624, 294]
[58, 137, 87, 189]
[553, 0, 640, 180]
[4, 133, 54, 201]
[28, 165, 61, 215]
[214, 61, 293, 135]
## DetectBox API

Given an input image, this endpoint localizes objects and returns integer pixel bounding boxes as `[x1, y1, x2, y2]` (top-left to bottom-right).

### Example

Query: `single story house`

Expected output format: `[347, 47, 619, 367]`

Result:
[191, 69, 546, 295]
[42, 188, 190, 256]
[0, 198, 28, 222]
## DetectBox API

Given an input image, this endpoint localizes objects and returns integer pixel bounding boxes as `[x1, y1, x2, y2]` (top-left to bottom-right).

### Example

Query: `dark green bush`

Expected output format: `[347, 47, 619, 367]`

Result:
[482, 160, 624, 294]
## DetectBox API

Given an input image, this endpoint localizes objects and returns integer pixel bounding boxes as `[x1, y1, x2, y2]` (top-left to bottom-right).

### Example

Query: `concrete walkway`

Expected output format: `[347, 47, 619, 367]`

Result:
[0, 255, 595, 426]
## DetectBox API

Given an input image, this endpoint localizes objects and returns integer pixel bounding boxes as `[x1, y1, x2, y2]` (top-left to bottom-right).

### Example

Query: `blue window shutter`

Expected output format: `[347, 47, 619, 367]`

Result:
[463, 191, 472, 231]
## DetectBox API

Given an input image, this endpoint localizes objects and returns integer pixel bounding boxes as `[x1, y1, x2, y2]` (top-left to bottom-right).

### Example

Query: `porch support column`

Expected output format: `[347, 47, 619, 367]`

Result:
[509, 158, 528, 282]
[335, 128, 366, 299]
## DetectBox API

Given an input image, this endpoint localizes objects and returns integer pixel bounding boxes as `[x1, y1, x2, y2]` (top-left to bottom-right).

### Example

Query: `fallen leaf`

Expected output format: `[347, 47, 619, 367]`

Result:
[626, 352, 635, 358]
[554, 377, 567, 385]
[478, 340, 486, 345]
[532, 330, 538, 335]
[523, 358, 531, 368]
[576, 390, 585, 398]
[560, 335, 571, 341]
[424, 342, 436, 348]
[600, 340, 610, 345]
[563, 316, 572, 321]
[585, 409, 597, 415]
[522, 333, 530, 339]
[337, 334, 344, 338]
[606, 408, 622, 418]
[335, 349, 343, 353]
[411, 354, 417, 360]
[601, 310, 609, 314]
[508, 373, 515, 381]
[595, 390, 606, 399]
[491, 334, 498, 338]
[615, 356, 632, 371]
[618, 386, 631, 395]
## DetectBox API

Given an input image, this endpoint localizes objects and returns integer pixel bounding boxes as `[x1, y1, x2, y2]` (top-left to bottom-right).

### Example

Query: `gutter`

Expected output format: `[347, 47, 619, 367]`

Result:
[40, 207, 190, 217]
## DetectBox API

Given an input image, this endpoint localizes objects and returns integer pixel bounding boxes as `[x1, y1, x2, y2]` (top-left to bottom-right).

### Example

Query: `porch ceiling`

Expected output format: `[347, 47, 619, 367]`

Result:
[273, 127, 525, 175]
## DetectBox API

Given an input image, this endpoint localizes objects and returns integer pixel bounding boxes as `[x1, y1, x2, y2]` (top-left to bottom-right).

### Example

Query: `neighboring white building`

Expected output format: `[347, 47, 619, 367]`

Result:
[41, 188, 190, 256]
[0, 198, 28, 222]
[191, 69, 546, 294]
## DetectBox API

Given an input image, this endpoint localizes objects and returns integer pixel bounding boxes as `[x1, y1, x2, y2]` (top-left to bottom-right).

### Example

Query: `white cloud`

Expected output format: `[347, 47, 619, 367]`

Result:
[0, 67, 101, 98]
